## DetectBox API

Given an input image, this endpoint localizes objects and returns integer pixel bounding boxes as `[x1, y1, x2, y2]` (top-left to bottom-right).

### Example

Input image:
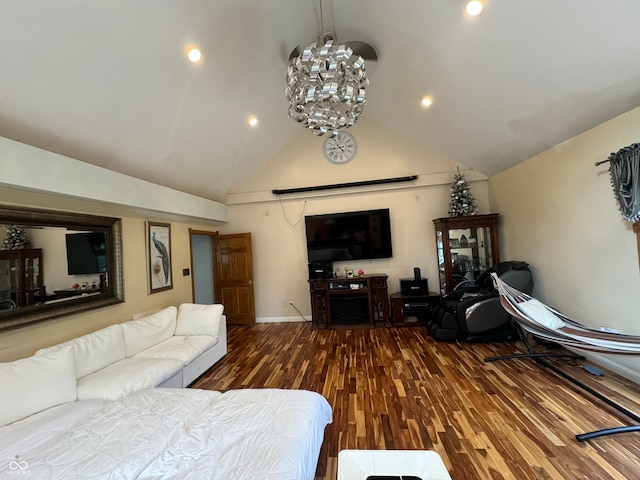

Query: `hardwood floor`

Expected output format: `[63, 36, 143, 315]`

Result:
[191, 322, 640, 479]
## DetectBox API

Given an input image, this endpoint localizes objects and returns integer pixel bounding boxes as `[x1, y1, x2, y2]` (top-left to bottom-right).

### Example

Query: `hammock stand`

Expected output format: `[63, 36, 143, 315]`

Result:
[484, 273, 640, 441]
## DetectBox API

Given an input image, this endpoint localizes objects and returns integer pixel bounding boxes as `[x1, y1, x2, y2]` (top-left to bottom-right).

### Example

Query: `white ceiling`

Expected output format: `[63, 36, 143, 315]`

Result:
[2, 1, 640, 202]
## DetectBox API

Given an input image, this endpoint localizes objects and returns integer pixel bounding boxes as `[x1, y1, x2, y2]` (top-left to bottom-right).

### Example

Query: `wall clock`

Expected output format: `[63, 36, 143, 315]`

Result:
[323, 131, 357, 164]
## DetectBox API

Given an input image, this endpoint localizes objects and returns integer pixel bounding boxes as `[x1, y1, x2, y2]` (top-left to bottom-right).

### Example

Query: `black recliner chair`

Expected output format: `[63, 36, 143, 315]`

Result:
[428, 261, 534, 342]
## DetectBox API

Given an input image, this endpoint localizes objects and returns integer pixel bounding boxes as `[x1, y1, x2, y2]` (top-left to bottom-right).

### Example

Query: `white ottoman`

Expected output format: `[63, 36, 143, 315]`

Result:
[337, 449, 452, 480]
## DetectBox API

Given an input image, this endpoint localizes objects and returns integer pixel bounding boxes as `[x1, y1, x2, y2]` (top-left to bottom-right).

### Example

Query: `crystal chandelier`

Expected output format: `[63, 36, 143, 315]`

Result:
[285, 30, 369, 137]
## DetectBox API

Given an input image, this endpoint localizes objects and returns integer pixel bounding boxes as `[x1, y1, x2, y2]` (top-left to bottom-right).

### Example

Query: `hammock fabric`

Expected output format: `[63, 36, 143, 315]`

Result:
[490, 273, 640, 355]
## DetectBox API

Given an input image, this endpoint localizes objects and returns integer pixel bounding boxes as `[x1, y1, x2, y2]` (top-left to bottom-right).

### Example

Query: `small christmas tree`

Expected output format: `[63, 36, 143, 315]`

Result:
[1, 225, 31, 250]
[448, 168, 478, 217]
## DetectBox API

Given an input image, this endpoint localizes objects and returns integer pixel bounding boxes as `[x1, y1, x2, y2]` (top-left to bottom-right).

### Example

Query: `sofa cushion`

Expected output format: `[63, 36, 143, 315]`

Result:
[122, 306, 177, 358]
[0, 347, 77, 427]
[176, 303, 224, 337]
[134, 335, 218, 366]
[77, 357, 182, 401]
[36, 324, 125, 379]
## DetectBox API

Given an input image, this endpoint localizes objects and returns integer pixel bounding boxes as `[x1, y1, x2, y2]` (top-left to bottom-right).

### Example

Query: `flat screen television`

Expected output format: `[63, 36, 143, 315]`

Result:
[65, 232, 107, 275]
[305, 208, 393, 262]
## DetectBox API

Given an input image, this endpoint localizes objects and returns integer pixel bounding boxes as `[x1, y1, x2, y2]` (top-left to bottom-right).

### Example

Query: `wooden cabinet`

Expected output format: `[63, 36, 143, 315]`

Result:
[432, 214, 500, 295]
[53, 288, 104, 299]
[390, 291, 441, 326]
[0, 248, 43, 307]
[308, 274, 389, 328]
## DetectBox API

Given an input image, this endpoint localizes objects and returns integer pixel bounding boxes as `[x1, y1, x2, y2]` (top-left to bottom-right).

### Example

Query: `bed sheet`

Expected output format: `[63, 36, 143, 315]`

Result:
[0, 388, 332, 480]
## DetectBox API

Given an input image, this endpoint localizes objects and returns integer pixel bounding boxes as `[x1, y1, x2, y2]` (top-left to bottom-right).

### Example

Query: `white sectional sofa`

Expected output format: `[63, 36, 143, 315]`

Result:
[34, 303, 227, 401]
[0, 303, 333, 480]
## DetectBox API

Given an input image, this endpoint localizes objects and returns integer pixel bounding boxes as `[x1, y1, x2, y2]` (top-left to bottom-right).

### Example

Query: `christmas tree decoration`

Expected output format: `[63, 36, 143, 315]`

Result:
[1, 225, 31, 250]
[448, 168, 478, 217]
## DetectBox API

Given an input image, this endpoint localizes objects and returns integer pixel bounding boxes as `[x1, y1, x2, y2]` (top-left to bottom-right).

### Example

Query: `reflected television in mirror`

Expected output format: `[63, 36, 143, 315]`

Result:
[65, 232, 107, 275]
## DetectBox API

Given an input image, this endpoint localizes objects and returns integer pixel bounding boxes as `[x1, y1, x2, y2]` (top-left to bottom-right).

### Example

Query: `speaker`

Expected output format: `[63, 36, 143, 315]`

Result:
[308, 262, 333, 279]
[400, 267, 428, 296]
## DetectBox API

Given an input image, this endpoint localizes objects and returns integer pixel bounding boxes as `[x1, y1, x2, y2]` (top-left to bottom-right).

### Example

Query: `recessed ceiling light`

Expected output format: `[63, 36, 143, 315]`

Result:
[187, 48, 202, 63]
[465, 0, 484, 17]
[421, 96, 433, 108]
[248, 116, 258, 127]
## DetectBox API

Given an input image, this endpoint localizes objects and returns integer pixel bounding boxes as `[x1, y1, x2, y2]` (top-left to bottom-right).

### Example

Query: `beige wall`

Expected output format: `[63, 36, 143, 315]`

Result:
[489, 106, 640, 380]
[220, 119, 490, 321]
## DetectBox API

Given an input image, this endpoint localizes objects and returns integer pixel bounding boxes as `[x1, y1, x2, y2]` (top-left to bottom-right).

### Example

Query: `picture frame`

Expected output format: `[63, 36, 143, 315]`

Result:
[146, 221, 172, 293]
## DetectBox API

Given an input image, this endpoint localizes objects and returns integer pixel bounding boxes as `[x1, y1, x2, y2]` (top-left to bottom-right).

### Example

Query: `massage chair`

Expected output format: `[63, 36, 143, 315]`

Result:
[428, 261, 533, 342]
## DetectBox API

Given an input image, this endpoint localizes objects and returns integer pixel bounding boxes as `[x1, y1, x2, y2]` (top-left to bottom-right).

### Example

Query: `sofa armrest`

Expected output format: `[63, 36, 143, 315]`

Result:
[463, 297, 510, 333]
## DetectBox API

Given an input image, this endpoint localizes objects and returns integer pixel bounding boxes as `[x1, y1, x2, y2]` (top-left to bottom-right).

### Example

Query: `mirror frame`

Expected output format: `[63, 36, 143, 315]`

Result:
[0, 205, 124, 331]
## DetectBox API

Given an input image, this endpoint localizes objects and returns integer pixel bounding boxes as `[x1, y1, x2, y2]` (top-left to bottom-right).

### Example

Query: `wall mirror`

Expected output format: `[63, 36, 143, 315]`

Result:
[0, 205, 124, 331]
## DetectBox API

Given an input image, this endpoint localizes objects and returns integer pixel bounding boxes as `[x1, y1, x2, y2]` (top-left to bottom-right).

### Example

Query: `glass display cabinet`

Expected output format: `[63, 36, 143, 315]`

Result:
[0, 248, 43, 307]
[432, 214, 499, 294]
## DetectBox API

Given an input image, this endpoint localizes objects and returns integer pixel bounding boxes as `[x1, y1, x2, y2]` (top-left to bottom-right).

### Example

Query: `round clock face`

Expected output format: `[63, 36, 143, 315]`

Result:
[323, 131, 357, 164]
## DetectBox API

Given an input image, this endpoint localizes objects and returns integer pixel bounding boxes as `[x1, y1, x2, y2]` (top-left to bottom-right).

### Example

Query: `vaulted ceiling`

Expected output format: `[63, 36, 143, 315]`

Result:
[2, 1, 640, 202]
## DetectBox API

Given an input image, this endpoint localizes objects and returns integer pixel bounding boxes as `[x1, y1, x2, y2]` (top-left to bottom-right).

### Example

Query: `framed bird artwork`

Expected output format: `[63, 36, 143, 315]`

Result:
[146, 221, 173, 293]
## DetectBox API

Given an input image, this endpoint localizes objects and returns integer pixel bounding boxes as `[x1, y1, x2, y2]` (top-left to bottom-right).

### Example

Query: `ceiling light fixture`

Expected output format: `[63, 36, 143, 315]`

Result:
[187, 48, 202, 63]
[465, 0, 484, 17]
[421, 96, 433, 108]
[248, 116, 258, 127]
[285, 0, 370, 136]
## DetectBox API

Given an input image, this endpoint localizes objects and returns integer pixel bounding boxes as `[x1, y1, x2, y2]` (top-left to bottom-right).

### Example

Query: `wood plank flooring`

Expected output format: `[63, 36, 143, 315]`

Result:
[191, 323, 640, 479]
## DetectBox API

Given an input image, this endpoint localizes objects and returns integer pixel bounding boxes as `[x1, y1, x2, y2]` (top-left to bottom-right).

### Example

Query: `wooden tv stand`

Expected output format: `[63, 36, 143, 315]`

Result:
[308, 274, 389, 328]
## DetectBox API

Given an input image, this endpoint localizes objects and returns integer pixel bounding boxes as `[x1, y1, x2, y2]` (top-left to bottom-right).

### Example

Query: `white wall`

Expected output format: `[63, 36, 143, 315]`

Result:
[489, 106, 640, 381]
[220, 119, 490, 321]
[0, 136, 228, 223]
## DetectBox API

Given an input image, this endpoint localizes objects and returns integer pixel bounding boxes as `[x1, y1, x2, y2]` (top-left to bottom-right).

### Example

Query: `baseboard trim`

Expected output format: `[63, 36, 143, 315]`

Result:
[256, 316, 311, 323]
[568, 347, 640, 385]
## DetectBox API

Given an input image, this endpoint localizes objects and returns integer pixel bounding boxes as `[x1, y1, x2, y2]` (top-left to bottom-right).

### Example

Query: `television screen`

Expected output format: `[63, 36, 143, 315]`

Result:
[65, 232, 107, 275]
[305, 208, 393, 262]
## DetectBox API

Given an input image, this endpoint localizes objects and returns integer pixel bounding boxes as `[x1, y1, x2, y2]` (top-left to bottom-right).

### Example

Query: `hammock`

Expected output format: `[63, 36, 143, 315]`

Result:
[490, 273, 640, 354]
[486, 273, 640, 441]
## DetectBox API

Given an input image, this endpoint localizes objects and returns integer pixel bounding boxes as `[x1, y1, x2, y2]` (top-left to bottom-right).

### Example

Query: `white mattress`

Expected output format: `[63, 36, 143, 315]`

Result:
[0, 388, 332, 480]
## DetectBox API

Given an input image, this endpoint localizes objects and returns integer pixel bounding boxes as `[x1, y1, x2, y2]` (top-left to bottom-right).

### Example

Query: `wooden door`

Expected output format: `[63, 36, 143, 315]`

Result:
[214, 233, 255, 325]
